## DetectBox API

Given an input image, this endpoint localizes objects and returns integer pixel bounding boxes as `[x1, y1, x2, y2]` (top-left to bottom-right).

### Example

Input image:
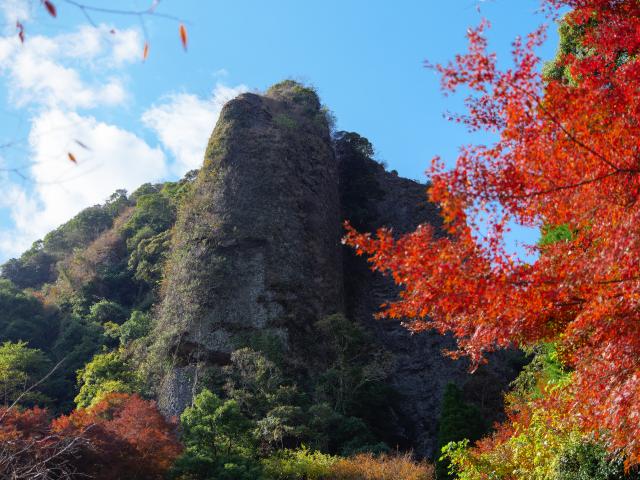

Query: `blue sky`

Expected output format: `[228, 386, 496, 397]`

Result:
[0, 0, 557, 261]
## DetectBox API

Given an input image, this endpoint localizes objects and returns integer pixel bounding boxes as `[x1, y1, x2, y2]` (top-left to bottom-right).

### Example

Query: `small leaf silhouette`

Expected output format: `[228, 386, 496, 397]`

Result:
[143, 42, 149, 61]
[16, 22, 24, 44]
[179, 24, 188, 51]
[43, 1, 57, 18]
[68, 152, 77, 164]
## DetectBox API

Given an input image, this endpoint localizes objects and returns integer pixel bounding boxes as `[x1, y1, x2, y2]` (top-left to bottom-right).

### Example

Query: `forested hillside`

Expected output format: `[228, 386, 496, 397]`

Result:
[1, 173, 196, 411]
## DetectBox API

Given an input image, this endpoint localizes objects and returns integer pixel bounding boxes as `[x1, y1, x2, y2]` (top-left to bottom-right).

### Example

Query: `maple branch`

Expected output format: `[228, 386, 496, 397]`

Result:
[57, 0, 188, 50]
[514, 85, 632, 174]
[498, 169, 623, 200]
[34, 425, 95, 471]
[538, 101, 620, 172]
[594, 275, 640, 285]
[60, 0, 185, 23]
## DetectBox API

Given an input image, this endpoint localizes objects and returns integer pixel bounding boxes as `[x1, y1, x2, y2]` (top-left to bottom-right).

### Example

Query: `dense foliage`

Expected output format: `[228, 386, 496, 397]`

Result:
[0, 175, 195, 410]
[442, 345, 639, 480]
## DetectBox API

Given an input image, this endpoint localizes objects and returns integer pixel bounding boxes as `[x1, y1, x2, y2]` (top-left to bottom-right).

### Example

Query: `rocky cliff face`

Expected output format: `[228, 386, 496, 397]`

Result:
[150, 81, 518, 457]
[152, 82, 344, 415]
[337, 132, 520, 457]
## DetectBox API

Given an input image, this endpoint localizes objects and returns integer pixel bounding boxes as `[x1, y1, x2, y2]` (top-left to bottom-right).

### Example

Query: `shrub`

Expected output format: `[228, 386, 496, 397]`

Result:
[556, 441, 638, 480]
[436, 383, 487, 479]
[0, 341, 50, 406]
[442, 395, 579, 480]
[53, 393, 181, 479]
[224, 348, 300, 420]
[87, 300, 128, 325]
[262, 446, 337, 479]
[329, 452, 434, 480]
[118, 310, 153, 345]
[273, 114, 297, 130]
[0, 405, 86, 479]
[0, 279, 58, 351]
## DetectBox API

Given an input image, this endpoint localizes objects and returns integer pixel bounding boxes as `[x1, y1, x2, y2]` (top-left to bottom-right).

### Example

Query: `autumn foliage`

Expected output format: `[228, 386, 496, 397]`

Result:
[0, 393, 180, 479]
[344, 0, 640, 465]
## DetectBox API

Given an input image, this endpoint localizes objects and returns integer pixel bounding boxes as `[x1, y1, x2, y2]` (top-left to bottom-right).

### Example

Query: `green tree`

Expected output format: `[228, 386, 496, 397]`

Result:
[254, 404, 305, 453]
[1, 247, 57, 289]
[223, 348, 305, 453]
[42, 204, 117, 257]
[0, 341, 49, 406]
[127, 230, 172, 287]
[224, 348, 299, 418]
[1, 190, 131, 290]
[87, 299, 128, 325]
[172, 389, 262, 480]
[0, 279, 58, 351]
[111, 310, 153, 345]
[124, 192, 176, 244]
[543, 16, 595, 84]
[314, 314, 393, 416]
[75, 351, 140, 408]
[305, 402, 384, 456]
[30, 313, 107, 411]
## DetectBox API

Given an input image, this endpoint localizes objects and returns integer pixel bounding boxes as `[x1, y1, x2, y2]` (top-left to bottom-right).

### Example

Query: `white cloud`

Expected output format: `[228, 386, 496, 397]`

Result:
[0, 186, 40, 257]
[0, 23, 142, 109]
[56, 24, 143, 67]
[0, 109, 168, 257]
[0, 19, 154, 259]
[10, 50, 128, 109]
[142, 83, 248, 174]
[0, 0, 31, 27]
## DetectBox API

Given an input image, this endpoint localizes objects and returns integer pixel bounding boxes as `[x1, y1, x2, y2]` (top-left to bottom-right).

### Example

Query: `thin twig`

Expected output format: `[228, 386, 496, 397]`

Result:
[0, 356, 67, 421]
